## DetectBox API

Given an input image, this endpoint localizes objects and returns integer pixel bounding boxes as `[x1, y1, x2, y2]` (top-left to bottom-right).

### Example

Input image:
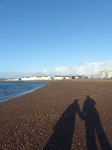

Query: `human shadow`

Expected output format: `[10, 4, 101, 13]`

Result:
[43, 99, 82, 150]
[82, 95, 111, 150]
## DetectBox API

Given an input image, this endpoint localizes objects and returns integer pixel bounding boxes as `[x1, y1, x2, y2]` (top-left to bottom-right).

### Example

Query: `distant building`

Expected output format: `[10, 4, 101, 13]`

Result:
[75, 76, 85, 79]
[30, 76, 38, 80]
[12, 78, 19, 81]
[21, 76, 52, 81]
[8, 78, 12, 81]
[21, 76, 31, 81]
[75, 76, 79, 79]
[100, 70, 112, 78]
[41, 76, 52, 80]
[54, 75, 71, 80]
[7, 78, 19, 81]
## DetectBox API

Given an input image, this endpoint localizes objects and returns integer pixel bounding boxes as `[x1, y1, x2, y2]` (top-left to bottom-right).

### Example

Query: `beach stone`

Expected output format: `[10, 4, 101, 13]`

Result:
[0, 80, 112, 149]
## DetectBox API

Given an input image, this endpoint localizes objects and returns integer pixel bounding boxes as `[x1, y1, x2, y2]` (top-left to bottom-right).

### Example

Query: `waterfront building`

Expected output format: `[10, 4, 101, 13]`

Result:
[100, 70, 112, 78]
[54, 75, 71, 80]
[21, 76, 52, 81]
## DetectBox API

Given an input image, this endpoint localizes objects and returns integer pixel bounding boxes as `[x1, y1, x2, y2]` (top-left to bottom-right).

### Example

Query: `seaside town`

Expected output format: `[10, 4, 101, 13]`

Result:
[1, 70, 112, 81]
[1, 0, 112, 149]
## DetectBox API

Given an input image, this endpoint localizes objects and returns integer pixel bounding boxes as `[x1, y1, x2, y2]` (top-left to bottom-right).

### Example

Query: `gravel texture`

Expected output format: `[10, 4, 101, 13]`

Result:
[0, 80, 112, 150]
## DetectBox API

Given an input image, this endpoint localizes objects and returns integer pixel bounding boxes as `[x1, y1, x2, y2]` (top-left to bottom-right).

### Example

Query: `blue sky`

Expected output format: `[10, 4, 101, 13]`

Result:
[0, 0, 112, 78]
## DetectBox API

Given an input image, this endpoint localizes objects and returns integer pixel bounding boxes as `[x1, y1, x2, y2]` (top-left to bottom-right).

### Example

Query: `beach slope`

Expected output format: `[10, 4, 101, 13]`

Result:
[0, 80, 112, 149]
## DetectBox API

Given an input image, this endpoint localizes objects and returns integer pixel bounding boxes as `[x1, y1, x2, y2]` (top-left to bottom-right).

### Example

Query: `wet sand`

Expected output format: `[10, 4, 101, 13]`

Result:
[0, 80, 112, 150]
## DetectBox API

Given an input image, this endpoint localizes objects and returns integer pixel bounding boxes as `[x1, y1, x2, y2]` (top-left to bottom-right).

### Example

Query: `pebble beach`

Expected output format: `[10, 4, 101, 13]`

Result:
[0, 80, 112, 150]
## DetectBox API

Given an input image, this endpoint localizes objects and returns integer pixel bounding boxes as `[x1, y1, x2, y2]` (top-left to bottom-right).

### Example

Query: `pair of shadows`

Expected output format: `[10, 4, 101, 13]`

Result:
[43, 96, 111, 150]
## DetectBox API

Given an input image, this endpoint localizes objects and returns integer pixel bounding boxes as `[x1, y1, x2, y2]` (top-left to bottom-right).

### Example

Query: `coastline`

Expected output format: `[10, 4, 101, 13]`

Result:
[0, 80, 112, 149]
[0, 81, 47, 103]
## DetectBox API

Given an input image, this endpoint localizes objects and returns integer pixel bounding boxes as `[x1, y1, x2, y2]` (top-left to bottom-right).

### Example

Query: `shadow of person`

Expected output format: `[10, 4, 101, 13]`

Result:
[82, 95, 111, 150]
[43, 99, 82, 150]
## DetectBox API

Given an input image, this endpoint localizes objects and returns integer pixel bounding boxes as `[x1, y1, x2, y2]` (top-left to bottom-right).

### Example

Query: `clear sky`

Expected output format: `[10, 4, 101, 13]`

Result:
[0, 0, 112, 78]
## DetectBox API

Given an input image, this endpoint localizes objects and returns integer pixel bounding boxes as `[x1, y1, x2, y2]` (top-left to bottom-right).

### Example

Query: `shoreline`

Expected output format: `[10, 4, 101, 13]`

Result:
[1, 79, 111, 103]
[0, 81, 47, 104]
[0, 80, 112, 149]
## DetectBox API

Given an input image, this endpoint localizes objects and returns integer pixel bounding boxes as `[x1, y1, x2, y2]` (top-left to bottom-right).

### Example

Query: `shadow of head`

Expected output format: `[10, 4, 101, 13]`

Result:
[74, 99, 78, 104]
[86, 95, 90, 99]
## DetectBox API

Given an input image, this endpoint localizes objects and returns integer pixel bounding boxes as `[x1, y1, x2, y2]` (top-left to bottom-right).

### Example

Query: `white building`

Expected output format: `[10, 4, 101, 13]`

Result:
[7, 78, 19, 81]
[100, 70, 112, 78]
[12, 78, 19, 81]
[54, 76, 71, 80]
[21, 76, 52, 81]
[74, 76, 85, 79]
[41, 76, 52, 80]
[21, 76, 32, 81]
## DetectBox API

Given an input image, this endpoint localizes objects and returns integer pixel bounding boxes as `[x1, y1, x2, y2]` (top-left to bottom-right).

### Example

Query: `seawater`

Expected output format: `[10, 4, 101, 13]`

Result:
[0, 81, 47, 103]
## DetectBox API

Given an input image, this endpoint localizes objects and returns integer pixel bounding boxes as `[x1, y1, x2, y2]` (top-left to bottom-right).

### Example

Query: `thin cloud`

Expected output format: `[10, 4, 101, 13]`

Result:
[0, 60, 112, 78]
[39, 60, 112, 76]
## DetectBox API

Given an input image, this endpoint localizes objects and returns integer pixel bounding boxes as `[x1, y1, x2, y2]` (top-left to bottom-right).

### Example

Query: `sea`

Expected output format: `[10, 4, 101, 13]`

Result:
[0, 81, 47, 103]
